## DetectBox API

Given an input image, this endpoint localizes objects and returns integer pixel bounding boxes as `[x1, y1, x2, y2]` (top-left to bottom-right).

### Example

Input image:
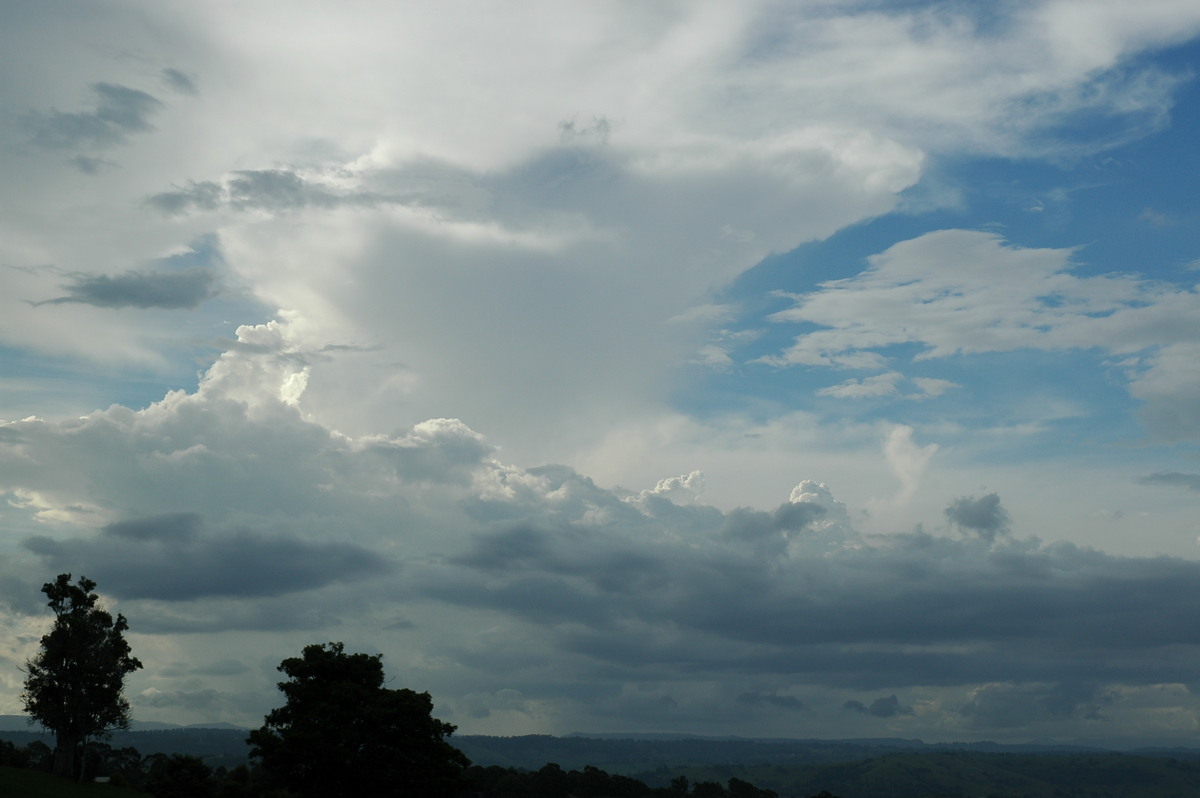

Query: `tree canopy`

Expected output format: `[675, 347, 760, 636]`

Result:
[22, 573, 143, 778]
[248, 641, 469, 797]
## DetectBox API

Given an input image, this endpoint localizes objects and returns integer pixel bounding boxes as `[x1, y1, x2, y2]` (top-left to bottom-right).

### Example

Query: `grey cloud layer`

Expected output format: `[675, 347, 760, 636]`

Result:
[3, 327, 1200, 735]
[844, 695, 913, 718]
[147, 170, 389, 215]
[433, 494, 1200, 690]
[23, 511, 389, 601]
[33, 268, 218, 310]
[2, 332, 1198, 683]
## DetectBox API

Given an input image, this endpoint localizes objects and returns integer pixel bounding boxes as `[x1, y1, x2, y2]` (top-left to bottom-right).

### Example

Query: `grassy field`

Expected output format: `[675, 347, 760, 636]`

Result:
[0, 766, 143, 798]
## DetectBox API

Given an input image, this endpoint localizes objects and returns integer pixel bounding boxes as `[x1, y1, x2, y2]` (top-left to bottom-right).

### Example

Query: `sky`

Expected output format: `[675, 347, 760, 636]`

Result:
[2, 0, 1200, 747]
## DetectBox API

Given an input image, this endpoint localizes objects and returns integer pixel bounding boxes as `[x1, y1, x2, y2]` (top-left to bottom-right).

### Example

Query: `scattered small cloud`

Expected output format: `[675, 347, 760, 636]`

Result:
[910, 377, 960, 399]
[1138, 207, 1175, 228]
[945, 493, 1010, 541]
[25, 82, 163, 155]
[818, 372, 902, 399]
[844, 695, 914, 717]
[28, 235, 225, 310]
[1138, 472, 1200, 492]
[558, 116, 612, 145]
[817, 373, 960, 401]
[161, 67, 198, 96]
[68, 154, 115, 174]
[32, 268, 219, 310]
[738, 691, 806, 711]
[694, 344, 734, 368]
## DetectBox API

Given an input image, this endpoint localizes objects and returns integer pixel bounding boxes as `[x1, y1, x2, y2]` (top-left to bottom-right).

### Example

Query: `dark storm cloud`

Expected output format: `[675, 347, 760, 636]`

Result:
[429, 497, 1200, 692]
[146, 170, 388, 215]
[1138, 471, 1200, 492]
[133, 598, 352, 635]
[180, 659, 250, 677]
[721, 502, 826, 556]
[844, 695, 914, 717]
[959, 682, 1115, 730]
[944, 493, 1009, 540]
[105, 512, 202, 541]
[737, 691, 806, 711]
[27, 82, 162, 151]
[22, 513, 390, 601]
[33, 267, 218, 309]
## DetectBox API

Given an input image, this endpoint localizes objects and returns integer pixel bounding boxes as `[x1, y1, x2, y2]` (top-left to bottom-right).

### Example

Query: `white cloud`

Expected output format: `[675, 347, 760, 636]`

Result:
[881, 424, 939, 507]
[910, 377, 960, 399]
[641, 470, 707, 505]
[766, 229, 1200, 437]
[818, 372, 903, 399]
[1128, 342, 1200, 440]
[4, 0, 1196, 442]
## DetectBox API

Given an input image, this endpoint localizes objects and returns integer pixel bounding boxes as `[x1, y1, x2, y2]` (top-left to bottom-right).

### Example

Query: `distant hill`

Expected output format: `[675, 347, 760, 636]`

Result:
[653, 751, 1200, 798]
[0, 725, 251, 769]
[453, 735, 1200, 797]
[0, 715, 245, 733]
[7, 727, 1200, 797]
[453, 733, 1117, 773]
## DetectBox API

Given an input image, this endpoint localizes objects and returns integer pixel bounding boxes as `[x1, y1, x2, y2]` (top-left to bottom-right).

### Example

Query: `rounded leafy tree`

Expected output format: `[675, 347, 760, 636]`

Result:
[22, 574, 142, 778]
[249, 642, 469, 797]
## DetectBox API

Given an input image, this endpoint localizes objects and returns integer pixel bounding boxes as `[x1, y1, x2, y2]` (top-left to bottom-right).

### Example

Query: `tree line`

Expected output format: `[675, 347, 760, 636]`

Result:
[11, 574, 815, 798]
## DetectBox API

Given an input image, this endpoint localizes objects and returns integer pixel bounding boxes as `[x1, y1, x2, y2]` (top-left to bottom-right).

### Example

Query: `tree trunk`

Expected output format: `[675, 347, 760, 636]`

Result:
[52, 731, 77, 778]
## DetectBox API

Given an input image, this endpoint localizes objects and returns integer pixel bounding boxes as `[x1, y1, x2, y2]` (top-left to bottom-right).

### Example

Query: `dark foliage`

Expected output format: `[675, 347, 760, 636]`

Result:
[248, 641, 469, 798]
[145, 753, 215, 798]
[21, 574, 143, 778]
[463, 763, 780, 797]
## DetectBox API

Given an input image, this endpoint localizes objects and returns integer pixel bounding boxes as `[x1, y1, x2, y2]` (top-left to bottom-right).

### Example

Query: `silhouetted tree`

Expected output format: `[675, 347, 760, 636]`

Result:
[21, 574, 142, 778]
[145, 753, 215, 798]
[666, 775, 690, 796]
[693, 781, 728, 798]
[248, 641, 469, 797]
[214, 763, 256, 798]
[23, 740, 53, 771]
[0, 739, 28, 768]
[728, 777, 779, 798]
